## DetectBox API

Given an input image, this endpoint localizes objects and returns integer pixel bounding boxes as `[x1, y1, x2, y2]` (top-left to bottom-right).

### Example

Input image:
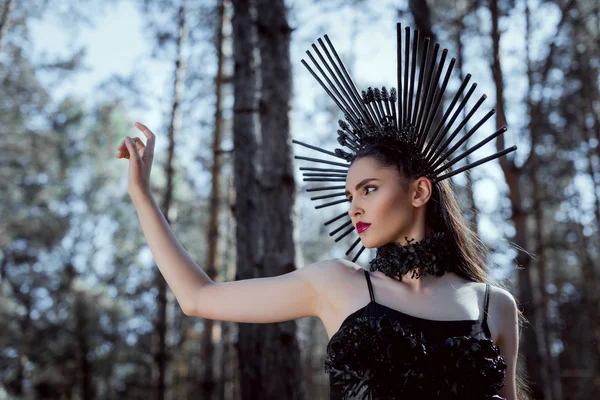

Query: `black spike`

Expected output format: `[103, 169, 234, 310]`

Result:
[416, 45, 444, 145]
[390, 87, 398, 130]
[337, 130, 360, 147]
[311, 42, 369, 124]
[420, 57, 456, 145]
[423, 80, 476, 162]
[334, 226, 355, 242]
[428, 94, 488, 166]
[329, 219, 353, 236]
[397, 23, 403, 130]
[310, 192, 347, 201]
[403, 27, 410, 127]
[430, 108, 495, 171]
[373, 88, 385, 122]
[323, 34, 379, 125]
[304, 51, 361, 125]
[432, 126, 507, 175]
[338, 120, 361, 143]
[345, 237, 362, 256]
[300, 167, 348, 173]
[306, 185, 345, 192]
[292, 139, 346, 159]
[316, 39, 375, 125]
[304, 178, 346, 182]
[294, 155, 349, 168]
[381, 87, 392, 120]
[324, 211, 348, 225]
[302, 173, 347, 178]
[433, 145, 517, 183]
[337, 135, 359, 152]
[407, 29, 419, 136]
[315, 198, 349, 209]
[362, 89, 381, 128]
[411, 37, 431, 131]
[351, 245, 366, 262]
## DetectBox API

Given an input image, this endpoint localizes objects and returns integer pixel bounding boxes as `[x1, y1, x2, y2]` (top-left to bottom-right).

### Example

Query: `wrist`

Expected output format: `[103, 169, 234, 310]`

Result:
[129, 188, 152, 205]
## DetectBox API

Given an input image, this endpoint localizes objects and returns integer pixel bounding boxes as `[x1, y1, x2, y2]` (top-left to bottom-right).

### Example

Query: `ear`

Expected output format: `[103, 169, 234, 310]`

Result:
[411, 176, 432, 208]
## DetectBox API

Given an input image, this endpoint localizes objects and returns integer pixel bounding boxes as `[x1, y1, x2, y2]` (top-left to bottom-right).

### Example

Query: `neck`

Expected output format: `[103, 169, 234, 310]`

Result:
[369, 231, 453, 283]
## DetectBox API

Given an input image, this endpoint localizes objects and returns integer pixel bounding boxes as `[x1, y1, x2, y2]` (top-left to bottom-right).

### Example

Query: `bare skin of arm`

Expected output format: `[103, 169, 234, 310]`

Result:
[489, 287, 519, 400]
[129, 191, 335, 320]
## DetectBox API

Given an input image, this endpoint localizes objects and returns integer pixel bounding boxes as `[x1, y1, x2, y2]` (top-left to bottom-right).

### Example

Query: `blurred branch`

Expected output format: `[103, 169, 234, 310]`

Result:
[0, 0, 14, 52]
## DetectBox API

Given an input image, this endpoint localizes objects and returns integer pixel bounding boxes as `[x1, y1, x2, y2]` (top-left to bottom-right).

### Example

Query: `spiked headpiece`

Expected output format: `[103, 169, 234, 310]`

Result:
[293, 23, 517, 263]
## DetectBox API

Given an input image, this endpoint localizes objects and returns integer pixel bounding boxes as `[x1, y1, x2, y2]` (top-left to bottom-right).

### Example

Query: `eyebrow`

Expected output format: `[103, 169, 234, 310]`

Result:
[345, 178, 380, 197]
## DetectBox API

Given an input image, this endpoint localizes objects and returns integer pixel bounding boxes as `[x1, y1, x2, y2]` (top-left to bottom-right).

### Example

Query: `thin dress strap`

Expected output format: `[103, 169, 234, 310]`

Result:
[363, 269, 375, 302]
[482, 283, 491, 326]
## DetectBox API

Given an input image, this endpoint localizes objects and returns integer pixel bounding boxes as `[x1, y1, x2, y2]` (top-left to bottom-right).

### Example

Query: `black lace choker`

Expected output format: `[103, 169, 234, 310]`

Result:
[368, 232, 453, 281]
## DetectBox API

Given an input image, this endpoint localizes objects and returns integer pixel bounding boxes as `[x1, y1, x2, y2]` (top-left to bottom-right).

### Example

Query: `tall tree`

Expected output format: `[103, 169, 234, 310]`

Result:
[232, 0, 304, 397]
[488, 0, 543, 396]
[255, 0, 304, 397]
[200, 0, 227, 398]
[152, 2, 187, 399]
[231, 0, 262, 397]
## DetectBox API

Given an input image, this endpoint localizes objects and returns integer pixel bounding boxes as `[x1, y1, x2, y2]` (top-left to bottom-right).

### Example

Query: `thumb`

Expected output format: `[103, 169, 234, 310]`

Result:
[124, 137, 141, 162]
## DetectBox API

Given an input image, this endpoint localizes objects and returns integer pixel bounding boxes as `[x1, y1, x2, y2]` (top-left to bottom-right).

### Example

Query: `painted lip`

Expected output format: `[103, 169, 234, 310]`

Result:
[356, 222, 371, 233]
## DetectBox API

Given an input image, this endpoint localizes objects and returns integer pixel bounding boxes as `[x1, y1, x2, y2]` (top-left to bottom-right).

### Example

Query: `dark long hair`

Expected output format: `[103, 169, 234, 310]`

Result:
[352, 141, 532, 399]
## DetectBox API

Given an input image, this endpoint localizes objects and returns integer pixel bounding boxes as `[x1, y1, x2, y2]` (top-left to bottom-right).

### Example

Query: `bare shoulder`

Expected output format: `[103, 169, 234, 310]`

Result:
[303, 258, 366, 338]
[487, 285, 519, 343]
[489, 285, 518, 319]
[487, 285, 520, 399]
[300, 257, 359, 279]
[302, 258, 363, 292]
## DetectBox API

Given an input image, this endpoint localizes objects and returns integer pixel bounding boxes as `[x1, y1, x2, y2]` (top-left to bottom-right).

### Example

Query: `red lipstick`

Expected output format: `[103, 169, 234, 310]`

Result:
[356, 222, 371, 233]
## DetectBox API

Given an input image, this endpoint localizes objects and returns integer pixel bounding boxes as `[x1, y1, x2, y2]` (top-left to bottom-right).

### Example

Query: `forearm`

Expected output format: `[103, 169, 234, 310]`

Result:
[130, 191, 211, 312]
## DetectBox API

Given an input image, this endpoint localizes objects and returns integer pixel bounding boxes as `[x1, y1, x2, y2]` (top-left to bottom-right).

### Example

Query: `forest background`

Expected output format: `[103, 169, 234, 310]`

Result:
[1, 0, 599, 399]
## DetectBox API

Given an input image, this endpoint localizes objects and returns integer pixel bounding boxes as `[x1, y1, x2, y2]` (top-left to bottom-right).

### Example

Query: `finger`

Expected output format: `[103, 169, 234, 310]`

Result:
[117, 139, 129, 155]
[133, 137, 145, 156]
[124, 137, 141, 162]
[117, 142, 129, 158]
[135, 122, 155, 157]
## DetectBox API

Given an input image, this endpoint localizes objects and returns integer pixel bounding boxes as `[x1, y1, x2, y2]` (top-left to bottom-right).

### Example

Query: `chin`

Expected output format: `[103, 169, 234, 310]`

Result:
[360, 236, 386, 249]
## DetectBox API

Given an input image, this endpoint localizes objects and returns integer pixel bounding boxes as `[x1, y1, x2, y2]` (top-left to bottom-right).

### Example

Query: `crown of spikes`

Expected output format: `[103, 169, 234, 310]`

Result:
[292, 23, 517, 263]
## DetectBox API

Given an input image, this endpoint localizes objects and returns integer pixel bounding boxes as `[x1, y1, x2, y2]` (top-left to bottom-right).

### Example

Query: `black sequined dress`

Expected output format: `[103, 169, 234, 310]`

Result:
[325, 270, 507, 399]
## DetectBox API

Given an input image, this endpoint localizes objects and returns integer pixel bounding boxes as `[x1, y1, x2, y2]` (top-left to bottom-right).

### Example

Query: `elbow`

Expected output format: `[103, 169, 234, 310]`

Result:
[181, 305, 195, 316]
[179, 299, 197, 316]
[179, 281, 214, 317]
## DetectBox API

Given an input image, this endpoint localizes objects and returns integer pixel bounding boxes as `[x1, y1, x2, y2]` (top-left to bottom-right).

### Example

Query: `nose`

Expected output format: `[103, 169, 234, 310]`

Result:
[347, 199, 362, 220]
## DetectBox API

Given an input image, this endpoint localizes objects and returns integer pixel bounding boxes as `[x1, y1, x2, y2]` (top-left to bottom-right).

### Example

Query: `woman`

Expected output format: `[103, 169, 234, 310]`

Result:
[116, 24, 524, 399]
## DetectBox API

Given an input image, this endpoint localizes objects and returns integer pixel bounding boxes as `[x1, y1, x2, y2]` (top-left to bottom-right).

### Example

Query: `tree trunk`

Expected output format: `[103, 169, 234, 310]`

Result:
[574, 25, 600, 395]
[231, 0, 262, 398]
[154, 2, 187, 399]
[232, 0, 305, 398]
[74, 294, 93, 400]
[489, 0, 545, 397]
[525, 2, 560, 398]
[254, 0, 303, 398]
[200, 0, 226, 398]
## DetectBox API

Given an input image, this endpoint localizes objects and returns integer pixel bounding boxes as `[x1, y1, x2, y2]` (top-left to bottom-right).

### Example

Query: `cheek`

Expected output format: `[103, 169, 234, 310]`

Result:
[372, 192, 410, 223]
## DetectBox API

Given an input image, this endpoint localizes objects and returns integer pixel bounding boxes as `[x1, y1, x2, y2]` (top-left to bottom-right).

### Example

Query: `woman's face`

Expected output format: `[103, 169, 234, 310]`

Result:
[345, 156, 431, 248]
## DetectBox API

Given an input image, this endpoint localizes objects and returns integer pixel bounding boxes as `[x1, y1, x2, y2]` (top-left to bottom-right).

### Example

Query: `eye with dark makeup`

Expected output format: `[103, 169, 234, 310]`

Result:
[346, 185, 377, 203]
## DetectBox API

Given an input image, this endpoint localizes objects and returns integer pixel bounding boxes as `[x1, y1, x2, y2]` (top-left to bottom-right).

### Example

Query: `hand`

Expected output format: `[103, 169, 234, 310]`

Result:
[116, 122, 155, 198]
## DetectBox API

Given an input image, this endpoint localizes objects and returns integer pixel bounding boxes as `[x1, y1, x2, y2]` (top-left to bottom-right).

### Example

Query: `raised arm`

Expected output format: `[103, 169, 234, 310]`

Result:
[118, 123, 336, 323]
[129, 192, 335, 322]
